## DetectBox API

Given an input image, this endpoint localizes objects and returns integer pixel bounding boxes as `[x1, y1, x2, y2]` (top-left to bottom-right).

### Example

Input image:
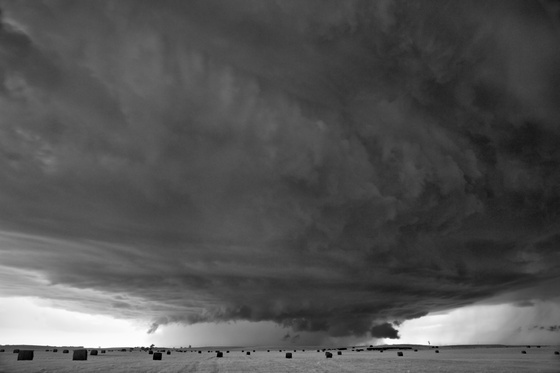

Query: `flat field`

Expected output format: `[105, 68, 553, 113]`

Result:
[1, 346, 558, 373]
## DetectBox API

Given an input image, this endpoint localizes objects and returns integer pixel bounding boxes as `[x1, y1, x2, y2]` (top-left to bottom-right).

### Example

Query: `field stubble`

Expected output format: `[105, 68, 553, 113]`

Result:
[0, 346, 559, 373]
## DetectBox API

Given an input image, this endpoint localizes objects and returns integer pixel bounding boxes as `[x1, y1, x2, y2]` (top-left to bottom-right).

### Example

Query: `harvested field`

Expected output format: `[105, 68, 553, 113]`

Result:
[0, 346, 559, 373]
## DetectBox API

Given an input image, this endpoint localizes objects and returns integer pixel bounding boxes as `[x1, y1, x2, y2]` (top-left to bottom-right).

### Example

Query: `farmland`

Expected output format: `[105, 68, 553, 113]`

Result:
[1, 345, 559, 373]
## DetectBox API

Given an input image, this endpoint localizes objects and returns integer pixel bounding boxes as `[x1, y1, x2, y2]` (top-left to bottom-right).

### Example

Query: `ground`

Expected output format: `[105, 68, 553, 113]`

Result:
[1, 345, 558, 373]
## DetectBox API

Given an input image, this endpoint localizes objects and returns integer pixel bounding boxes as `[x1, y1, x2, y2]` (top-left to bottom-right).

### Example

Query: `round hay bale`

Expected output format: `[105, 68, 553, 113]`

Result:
[53, 349, 58, 352]
[217, 351, 223, 357]
[285, 352, 292, 359]
[414, 349, 418, 352]
[153, 352, 163, 360]
[397, 351, 404, 357]
[521, 351, 527, 354]
[267, 350, 270, 352]
[13, 349, 20, 353]
[246, 351, 251, 355]
[90, 350, 98, 356]
[101, 350, 106, 353]
[226, 351, 230, 353]
[73, 349, 88, 360]
[435, 350, 439, 353]
[166, 350, 171, 355]
[0, 349, 4, 352]
[149, 350, 154, 355]
[17, 350, 34, 360]
[198, 351, 201, 354]
[325, 352, 333, 358]
[63, 350, 69, 353]
[337, 351, 342, 355]
[554, 351, 559, 355]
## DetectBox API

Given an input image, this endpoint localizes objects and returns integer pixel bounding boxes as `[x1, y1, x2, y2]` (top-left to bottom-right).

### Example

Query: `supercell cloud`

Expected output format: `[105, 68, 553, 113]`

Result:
[0, 0, 560, 341]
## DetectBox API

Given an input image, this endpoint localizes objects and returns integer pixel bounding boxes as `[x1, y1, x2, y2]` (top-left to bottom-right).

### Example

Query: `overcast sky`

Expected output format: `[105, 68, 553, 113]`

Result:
[1, 0, 560, 347]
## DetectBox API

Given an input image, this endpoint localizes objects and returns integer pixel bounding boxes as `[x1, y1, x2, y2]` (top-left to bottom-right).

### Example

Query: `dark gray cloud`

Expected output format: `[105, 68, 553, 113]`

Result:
[370, 323, 400, 339]
[0, 0, 560, 341]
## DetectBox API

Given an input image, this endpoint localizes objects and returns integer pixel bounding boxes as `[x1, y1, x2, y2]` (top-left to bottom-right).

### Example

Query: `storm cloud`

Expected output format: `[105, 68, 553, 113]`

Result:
[0, 0, 560, 341]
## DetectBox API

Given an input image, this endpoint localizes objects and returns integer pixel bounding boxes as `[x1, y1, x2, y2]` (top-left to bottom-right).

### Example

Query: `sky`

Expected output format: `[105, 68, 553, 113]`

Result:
[0, 0, 560, 348]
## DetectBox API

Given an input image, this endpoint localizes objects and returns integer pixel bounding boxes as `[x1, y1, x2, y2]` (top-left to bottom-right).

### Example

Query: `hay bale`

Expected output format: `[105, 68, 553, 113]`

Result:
[13, 349, 20, 353]
[153, 352, 162, 360]
[166, 350, 171, 355]
[0, 349, 4, 352]
[198, 351, 201, 354]
[521, 351, 527, 354]
[216, 351, 223, 358]
[397, 351, 404, 357]
[246, 351, 251, 355]
[17, 350, 34, 360]
[285, 352, 292, 359]
[53, 349, 58, 352]
[149, 350, 154, 355]
[435, 350, 439, 353]
[337, 351, 342, 355]
[63, 350, 69, 353]
[554, 351, 559, 355]
[101, 350, 106, 353]
[73, 349, 88, 360]
[90, 350, 98, 356]
[414, 349, 418, 352]
[325, 352, 333, 358]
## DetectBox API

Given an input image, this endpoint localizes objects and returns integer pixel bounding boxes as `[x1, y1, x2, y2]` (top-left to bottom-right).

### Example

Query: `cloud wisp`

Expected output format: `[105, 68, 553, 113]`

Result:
[0, 0, 560, 342]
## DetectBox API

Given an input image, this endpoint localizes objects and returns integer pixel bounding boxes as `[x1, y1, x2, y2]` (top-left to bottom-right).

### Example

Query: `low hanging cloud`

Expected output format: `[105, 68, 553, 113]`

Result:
[532, 325, 560, 333]
[0, 0, 560, 341]
[370, 323, 400, 339]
